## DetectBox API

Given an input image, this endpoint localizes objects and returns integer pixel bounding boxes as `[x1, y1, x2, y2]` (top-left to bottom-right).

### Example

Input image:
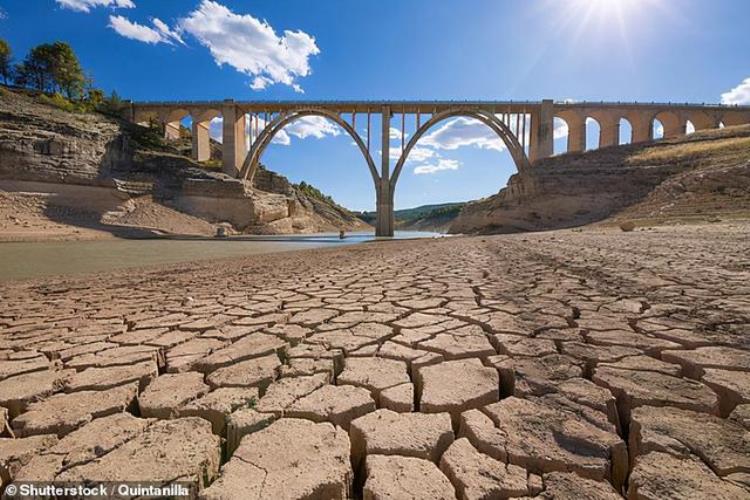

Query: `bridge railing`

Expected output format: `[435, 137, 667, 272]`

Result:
[128, 99, 750, 110]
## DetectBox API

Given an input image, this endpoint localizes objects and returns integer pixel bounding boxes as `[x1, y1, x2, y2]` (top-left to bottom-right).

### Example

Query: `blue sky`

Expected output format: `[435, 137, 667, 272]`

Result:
[1, 0, 749, 210]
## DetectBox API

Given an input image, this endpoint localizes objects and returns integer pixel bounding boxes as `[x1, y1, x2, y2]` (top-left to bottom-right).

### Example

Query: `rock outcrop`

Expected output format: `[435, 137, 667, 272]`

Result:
[0, 88, 368, 237]
[450, 125, 750, 234]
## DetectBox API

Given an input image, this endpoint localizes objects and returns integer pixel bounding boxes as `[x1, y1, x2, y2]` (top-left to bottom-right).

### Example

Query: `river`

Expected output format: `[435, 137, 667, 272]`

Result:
[0, 231, 444, 281]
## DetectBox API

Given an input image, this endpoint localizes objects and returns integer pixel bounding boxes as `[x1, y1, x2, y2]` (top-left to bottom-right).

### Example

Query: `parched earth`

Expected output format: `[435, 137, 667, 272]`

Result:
[1, 223, 749, 499]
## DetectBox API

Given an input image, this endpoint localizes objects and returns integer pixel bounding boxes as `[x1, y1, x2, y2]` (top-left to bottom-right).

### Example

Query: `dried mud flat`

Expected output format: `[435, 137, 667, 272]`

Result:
[1, 223, 749, 499]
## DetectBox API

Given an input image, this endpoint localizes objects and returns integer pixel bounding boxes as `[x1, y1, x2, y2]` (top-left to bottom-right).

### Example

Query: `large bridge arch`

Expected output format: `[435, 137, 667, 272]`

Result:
[389, 108, 530, 196]
[239, 108, 379, 187]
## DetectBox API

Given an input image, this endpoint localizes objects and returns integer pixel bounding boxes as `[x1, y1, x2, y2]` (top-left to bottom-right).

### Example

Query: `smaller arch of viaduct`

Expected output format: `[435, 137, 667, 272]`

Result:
[128, 99, 750, 236]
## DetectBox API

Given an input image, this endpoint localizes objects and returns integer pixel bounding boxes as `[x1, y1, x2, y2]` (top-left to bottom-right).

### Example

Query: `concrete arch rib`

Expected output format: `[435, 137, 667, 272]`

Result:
[390, 108, 530, 195]
[238, 109, 379, 185]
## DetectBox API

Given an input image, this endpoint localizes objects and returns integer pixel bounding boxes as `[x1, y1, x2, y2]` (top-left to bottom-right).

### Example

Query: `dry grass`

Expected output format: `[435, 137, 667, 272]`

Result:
[626, 136, 750, 165]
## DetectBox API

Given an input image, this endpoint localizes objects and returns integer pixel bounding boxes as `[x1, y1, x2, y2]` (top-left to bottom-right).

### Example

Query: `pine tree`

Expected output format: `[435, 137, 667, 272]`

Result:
[0, 38, 11, 84]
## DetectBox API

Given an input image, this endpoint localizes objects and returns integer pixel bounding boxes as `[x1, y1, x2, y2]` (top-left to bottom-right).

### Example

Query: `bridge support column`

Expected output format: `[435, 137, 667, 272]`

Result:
[529, 99, 554, 163]
[221, 101, 247, 177]
[568, 117, 586, 153]
[163, 121, 181, 141]
[631, 115, 652, 143]
[192, 120, 211, 162]
[376, 106, 395, 237]
[664, 121, 686, 139]
[376, 180, 394, 237]
[599, 118, 620, 148]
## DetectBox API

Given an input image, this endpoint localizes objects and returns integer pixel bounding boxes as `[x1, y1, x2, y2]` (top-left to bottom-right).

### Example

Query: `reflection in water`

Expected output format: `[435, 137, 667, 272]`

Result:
[0, 231, 444, 281]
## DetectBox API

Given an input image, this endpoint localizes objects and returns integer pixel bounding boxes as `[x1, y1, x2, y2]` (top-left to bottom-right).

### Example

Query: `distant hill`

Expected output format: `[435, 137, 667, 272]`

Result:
[355, 202, 466, 233]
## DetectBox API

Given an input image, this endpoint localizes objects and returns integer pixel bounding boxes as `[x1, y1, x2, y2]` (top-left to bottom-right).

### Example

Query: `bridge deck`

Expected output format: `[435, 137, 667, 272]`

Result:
[130, 100, 750, 114]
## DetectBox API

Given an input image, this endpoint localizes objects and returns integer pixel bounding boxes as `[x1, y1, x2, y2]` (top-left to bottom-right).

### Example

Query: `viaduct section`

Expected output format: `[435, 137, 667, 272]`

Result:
[129, 100, 750, 236]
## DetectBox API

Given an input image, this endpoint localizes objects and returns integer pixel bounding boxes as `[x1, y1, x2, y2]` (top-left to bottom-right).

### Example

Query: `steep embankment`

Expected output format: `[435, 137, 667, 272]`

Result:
[0, 87, 367, 240]
[450, 125, 750, 234]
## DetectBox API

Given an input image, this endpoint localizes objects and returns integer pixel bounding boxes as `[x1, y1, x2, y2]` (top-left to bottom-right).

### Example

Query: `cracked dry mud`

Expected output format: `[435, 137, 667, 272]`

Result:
[1, 223, 749, 499]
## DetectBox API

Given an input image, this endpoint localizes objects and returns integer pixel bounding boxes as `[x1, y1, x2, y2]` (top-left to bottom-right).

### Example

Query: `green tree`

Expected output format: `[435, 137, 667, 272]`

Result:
[0, 38, 11, 84]
[17, 43, 56, 92]
[15, 42, 85, 97]
[49, 42, 84, 98]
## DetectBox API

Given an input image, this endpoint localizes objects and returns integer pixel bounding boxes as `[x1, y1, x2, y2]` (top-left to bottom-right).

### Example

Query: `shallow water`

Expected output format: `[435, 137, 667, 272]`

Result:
[0, 231, 443, 281]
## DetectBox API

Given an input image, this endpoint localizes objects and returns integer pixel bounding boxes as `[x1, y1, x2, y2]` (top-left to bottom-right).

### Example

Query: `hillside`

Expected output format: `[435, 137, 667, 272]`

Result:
[0, 87, 368, 240]
[450, 125, 750, 234]
[356, 202, 466, 233]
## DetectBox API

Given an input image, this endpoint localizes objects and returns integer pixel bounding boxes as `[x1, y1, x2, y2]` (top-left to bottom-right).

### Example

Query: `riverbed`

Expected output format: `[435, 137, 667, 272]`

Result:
[0, 231, 443, 281]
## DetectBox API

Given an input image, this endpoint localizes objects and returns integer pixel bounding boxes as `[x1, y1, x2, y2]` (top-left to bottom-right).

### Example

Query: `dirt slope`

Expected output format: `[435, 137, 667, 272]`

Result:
[450, 125, 750, 234]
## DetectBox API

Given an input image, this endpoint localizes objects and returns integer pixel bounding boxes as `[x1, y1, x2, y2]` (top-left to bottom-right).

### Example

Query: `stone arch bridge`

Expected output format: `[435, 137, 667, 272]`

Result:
[129, 100, 750, 236]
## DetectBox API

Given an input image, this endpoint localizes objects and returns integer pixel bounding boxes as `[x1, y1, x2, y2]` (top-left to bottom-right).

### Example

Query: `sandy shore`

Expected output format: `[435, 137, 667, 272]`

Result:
[1, 223, 749, 498]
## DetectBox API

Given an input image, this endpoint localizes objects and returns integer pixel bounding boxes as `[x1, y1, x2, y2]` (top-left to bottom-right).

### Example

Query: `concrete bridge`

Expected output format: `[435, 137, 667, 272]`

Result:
[129, 100, 750, 236]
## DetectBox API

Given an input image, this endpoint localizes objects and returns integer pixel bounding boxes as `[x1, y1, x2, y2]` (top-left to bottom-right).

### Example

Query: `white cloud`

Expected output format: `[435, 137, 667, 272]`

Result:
[407, 146, 436, 163]
[553, 117, 569, 139]
[721, 77, 750, 105]
[178, 0, 320, 92]
[250, 76, 274, 91]
[283, 116, 340, 141]
[420, 117, 506, 152]
[109, 15, 183, 45]
[209, 117, 223, 143]
[209, 115, 338, 147]
[57, 0, 134, 12]
[152, 18, 184, 45]
[413, 158, 461, 175]
[653, 121, 664, 138]
[389, 126, 409, 140]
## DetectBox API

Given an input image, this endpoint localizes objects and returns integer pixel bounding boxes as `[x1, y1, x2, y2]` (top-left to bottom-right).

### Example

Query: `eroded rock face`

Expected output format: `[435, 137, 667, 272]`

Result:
[203, 419, 352, 499]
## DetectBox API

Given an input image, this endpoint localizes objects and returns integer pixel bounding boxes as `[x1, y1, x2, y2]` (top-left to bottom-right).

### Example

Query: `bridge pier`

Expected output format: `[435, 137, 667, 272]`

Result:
[222, 101, 247, 176]
[376, 105, 395, 237]
[529, 99, 554, 163]
[191, 120, 211, 162]
[376, 180, 394, 237]
[163, 121, 181, 141]
[599, 117, 620, 148]
[567, 116, 587, 153]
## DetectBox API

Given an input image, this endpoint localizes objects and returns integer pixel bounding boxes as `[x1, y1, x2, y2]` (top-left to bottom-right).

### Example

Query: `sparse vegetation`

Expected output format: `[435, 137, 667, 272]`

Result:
[627, 136, 750, 165]
[1, 37, 126, 117]
[295, 181, 337, 205]
[0, 38, 11, 84]
[355, 202, 466, 230]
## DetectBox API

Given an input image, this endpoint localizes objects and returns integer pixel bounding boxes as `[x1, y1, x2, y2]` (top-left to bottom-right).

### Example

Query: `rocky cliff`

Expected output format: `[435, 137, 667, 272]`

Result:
[450, 125, 750, 234]
[0, 87, 368, 239]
